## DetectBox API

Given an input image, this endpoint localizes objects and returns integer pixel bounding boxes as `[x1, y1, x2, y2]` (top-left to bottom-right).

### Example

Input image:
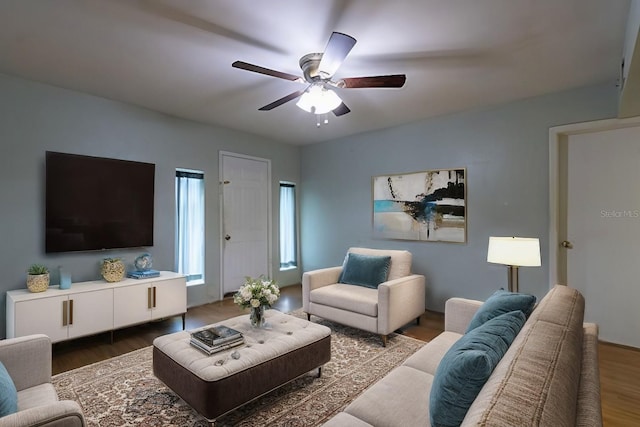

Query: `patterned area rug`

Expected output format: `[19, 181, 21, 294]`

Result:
[53, 312, 425, 426]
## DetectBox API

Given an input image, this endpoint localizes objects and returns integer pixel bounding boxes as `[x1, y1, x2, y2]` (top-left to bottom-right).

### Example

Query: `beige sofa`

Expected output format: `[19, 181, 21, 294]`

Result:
[322, 285, 601, 426]
[0, 334, 86, 427]
[303, 247, 426, 346]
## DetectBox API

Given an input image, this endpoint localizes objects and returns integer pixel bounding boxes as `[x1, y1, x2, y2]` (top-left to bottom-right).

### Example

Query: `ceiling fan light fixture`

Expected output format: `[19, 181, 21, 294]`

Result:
[296, 85, 342, 115]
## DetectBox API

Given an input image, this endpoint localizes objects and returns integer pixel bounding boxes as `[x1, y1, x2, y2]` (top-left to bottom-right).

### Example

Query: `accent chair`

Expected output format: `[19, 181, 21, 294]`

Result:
[302, 247, 426, 346]
[0, 334, 86, 427]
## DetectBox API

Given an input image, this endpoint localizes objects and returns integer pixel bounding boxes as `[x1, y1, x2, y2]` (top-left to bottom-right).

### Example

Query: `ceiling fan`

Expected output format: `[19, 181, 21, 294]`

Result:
[232, 32, 406, 117]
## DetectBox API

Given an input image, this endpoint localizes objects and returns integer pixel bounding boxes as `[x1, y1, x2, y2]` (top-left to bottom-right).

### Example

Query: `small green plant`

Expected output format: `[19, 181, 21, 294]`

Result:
[102, 257, 121, 263]
[27, 264, 49, 275]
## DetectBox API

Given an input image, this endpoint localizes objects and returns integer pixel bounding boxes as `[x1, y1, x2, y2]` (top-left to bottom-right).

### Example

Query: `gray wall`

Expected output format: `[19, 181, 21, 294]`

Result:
[0, 73, 300, 338]
[300, 83, 619, 311]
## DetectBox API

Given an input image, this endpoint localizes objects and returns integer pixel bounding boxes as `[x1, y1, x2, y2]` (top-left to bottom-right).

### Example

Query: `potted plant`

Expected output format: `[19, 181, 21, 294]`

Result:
[27, 264, 50, 293]
[101, 257, 125, 282]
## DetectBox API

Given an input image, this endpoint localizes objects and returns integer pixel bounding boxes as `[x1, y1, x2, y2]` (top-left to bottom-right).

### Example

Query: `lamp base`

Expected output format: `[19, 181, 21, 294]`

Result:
[507, 265, 520, 293]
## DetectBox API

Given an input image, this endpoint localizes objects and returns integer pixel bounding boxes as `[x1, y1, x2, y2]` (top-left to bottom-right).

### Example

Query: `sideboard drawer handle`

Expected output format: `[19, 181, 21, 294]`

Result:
[62, 300, 68, 326]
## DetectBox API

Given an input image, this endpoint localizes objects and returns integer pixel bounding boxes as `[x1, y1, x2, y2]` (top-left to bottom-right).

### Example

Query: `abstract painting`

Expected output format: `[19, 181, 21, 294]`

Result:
[372, 169, 466, 242]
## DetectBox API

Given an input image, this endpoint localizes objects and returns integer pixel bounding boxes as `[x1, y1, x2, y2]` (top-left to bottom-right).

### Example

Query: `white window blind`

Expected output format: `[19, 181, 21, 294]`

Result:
[175, 170, 205, 284]
[279, 183, 297, 270]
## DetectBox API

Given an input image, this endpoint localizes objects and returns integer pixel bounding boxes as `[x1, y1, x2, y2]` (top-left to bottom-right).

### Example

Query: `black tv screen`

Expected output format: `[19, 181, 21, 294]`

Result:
[45, 151, 155, 253]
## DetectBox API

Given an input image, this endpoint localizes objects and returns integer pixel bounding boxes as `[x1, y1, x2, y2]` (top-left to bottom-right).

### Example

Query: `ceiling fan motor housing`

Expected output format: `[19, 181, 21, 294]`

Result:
[299, 53, 324, 82]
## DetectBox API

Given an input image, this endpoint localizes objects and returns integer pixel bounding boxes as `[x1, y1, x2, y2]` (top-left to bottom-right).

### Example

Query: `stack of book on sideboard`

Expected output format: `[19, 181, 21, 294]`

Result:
[127, 269, 160, 279]
[190, 325, 244, 355]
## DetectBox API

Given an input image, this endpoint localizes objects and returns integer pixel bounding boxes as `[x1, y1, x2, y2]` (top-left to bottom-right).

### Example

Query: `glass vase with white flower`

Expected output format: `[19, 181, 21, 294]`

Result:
[233, 275, 280, 328]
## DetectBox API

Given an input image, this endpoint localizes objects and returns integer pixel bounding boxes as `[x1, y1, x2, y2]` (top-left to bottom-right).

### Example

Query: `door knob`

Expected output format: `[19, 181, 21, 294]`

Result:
[561, 240, 573, 249]
[225, 234, 231, 241]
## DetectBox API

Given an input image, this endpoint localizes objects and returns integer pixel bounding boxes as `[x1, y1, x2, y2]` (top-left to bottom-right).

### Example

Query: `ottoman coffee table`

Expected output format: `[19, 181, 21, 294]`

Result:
[153, 309, 332, 424]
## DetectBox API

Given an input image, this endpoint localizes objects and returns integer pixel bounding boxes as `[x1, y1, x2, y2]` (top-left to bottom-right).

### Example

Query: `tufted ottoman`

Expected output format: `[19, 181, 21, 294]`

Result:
[153, 310, 332, 424]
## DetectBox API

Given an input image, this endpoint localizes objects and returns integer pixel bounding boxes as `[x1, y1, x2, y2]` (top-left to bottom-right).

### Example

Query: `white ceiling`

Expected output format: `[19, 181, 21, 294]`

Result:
[0, 0, 631, 145]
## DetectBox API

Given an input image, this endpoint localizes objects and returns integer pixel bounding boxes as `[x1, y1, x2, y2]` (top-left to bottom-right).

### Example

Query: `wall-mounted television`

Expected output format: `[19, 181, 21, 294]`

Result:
[45, 151, 155, 253]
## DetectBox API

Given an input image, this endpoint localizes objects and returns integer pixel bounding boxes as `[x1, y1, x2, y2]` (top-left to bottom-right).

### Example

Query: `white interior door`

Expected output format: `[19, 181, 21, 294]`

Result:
[551, 120, 640, 349]
[220, 152, 271, 296]
[566, 126, 640, 348]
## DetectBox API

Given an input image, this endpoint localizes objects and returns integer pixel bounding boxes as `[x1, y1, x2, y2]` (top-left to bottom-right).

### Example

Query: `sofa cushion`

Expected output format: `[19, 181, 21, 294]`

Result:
[0, 361, 18, 416]
[402, 331, 462, 376]
[348, 247, 411, 280]
[345, 366, 433, 426]
[466, 289, 536, 332]
[338, 253, 391, 288]
[17, 383, 59, 411]
[310, 284, 379, 317]
[430, 310, 526, 427]
[321, 412, 374, 427]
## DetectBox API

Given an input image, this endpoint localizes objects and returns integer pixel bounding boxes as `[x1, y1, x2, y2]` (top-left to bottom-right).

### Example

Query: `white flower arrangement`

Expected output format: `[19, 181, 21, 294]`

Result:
[233, 275, 280, 309]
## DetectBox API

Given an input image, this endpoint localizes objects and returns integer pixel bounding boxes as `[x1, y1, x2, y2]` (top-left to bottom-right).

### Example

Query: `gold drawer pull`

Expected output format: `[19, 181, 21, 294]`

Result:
[62, 300, 68, 326]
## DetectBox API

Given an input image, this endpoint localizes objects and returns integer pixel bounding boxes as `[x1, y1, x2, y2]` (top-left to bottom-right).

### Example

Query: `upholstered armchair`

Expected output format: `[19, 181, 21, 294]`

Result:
[303, 247, 426, 346]
[0, 334, 86, 427]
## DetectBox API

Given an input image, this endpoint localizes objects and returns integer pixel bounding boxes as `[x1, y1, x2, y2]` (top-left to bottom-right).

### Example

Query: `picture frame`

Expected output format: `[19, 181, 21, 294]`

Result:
[372, 168, 466, 243]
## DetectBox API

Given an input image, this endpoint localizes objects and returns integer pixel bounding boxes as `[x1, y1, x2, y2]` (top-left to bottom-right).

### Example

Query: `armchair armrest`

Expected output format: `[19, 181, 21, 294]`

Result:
[0, 334, 51, 391]
[444, 298, 483, 334]
[302, 267, 342, 311]
[378, 274, 426, 335]
[0, 400, 86, 427]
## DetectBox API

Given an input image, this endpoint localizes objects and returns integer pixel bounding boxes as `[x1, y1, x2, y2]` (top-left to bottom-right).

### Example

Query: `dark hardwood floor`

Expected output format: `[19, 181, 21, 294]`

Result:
[51, 284, 640, 426]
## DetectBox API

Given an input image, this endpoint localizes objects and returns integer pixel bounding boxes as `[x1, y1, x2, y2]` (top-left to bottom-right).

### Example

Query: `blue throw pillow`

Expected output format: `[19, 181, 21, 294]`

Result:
[466, 289, 536, 333]
[430, 310, 526, 427]
[338, 253, 391, 289]
[0, 361, 18, 417]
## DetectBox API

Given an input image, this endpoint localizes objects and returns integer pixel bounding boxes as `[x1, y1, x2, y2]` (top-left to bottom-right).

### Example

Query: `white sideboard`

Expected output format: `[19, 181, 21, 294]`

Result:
[6, 271, 186, 343]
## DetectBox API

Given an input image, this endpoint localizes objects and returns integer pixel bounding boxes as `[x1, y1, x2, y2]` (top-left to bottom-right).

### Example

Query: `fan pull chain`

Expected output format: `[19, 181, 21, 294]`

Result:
[316, 114, 329, 128]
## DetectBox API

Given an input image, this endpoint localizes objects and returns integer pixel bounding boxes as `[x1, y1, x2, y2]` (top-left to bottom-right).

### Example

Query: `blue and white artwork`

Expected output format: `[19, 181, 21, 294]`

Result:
[373, 169, 466, 242]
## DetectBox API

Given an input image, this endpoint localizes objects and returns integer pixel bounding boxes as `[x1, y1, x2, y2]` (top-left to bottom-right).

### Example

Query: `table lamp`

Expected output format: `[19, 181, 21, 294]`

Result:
[487, 236, 541, 293]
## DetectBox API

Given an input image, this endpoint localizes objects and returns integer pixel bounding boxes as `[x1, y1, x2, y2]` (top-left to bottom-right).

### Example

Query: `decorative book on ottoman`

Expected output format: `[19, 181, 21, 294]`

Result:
[190, 337, 244, 355]
[190, 325, 244, 355]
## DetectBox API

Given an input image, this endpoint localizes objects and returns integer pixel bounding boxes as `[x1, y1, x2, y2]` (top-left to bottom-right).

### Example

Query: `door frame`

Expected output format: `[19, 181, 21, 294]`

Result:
[218, 151, 272, 300]
[548, 116, 640, 287]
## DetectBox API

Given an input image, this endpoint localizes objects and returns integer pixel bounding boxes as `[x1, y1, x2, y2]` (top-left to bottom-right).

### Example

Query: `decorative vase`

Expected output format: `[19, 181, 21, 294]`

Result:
[101, 259, 125, 282]
[250, 305, 266, 328]
[58, 266, 72, 290]
[27, 273, 50, 293]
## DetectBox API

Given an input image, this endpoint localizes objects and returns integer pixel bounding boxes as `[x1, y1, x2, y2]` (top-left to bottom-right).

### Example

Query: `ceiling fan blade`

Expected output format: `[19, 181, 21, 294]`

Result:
[318, 32, 357, 78]
[258, 90, 305, 111]
[340, 74, 406, 88]
[332, 102, 351, 117]
[232, 61, 303, 82]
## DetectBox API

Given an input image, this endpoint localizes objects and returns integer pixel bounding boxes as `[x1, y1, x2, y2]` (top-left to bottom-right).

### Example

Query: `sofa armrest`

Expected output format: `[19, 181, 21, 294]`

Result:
[302, 267, 343, 311]
[444, 298, 483, 334]
[0, 400, 86, 427]
[378, 274, 426, 335]
[0, 334, 51, 391]
[576, 323, 602, 427]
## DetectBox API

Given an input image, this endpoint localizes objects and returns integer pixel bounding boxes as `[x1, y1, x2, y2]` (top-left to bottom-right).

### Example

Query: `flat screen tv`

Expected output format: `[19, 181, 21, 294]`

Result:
[45, 151, 155, 253]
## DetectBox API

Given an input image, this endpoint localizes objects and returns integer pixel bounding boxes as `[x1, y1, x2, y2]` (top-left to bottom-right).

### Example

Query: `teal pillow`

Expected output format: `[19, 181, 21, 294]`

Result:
[0, 361, 18, 417]
[466, 290, 536, 332]
[338, 253, 391, 289]
[430, 310, 526, 427]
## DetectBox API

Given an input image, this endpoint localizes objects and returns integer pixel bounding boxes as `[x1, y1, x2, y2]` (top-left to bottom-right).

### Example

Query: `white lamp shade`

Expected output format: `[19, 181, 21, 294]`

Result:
[487, 236, 541, 267]
[296, 85, 342, 114]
